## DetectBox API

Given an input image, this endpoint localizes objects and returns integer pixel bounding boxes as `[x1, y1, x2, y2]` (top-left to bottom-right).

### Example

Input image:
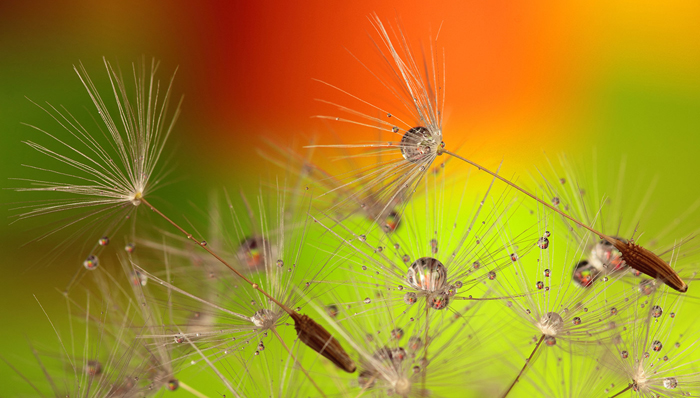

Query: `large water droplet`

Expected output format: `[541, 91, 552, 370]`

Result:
[250, 309, 276, 328]
[406, 257, 447, 292]
[98, 236, 110, 246]
[400, 126, 436, 163]
[663, 377, 678, 389]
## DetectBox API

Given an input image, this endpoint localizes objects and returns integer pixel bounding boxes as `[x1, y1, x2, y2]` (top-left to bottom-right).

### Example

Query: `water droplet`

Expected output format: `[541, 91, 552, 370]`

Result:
[510, 253, 518, 262]
[670, 312, 676, 318]
[536, 281, 544, 290]
[429, 293, 450, 310]
[406, 257, 447, 292]
[544, 269, 550, 277]
[473, 261, 481, 269]
[408, 337, 423, 351]
[98, 236, 110, 246]
[639, 280, 657, 296]
[651, 305, 663, 318]
[540, 312, 564, 335]
[361, 265, 367, 271]
[130, 270, 147, 287]
[403, 292, 417, 305]
[83, 255, 99, 270]
[664, 377, 678, 389]
[363, 297, 371, 304]
[488, 271, 496, 280]
[200, 240, 207, 246]
[237, 236, 271, 271]
[620, 350, 629, 359]
[326, 304, 339, 318]
[610, 307, 618, 316]
[86, 360, 102, 376]
[392, 126, 399, 133]
[544, 231, 551, 238]
[537, 237, 549, 249]
[387, 113, 392, 118]
[400, 126, 435, 163]
[551, 197, 560, 206]
[544, 336, 557, 346]
[125, 243, 135, 253]
[168, 379, 179, 391]
[454, 281, 463, 288]
[572, 317, 582, 325]
[652, 340, 663, 352]
[391, 328, 404, 340]
[593, 238, 626, 272]
[358, 234, 366, 242]
[573, 260, 599, 288]
[559, 178, 565, 184]
[250, 309, 275, 328]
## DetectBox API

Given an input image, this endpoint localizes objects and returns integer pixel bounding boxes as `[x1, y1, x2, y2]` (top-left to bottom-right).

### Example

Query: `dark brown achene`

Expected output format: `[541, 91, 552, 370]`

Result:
[609, 237, 688, 293]
[291, 312, 357, 373]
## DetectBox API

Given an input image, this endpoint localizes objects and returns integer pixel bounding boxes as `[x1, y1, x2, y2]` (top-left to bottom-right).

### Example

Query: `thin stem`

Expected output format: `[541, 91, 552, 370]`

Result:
[178, 381, 211, 398]
[608, 383, 633, 398]
[500, 335, 545, 398]
[139, 197, 295, 315]
[272, 327, 327, 398]
[442, 150, 612, 242]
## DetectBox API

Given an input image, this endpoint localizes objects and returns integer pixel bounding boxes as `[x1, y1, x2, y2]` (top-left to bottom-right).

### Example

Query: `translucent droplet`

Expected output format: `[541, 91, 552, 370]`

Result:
[406, 257, 447, 292]
[130, 270, 147, 286]
[429, 293, 450, 310]
[537, 237, 549, 249]
[536, 281, 544, 290]
[573, 260, 599, 288]
[551, 197, 560, 206]
[237, 236, 271, 271]
[510, 253, 518, 262]
[670, 312, 676, 318]
[257, 342, 265, 351]
[363, 298, 371, 304]
[86, 360, 102, 376]
[167, 379, 179, 391]
[663, 377, 678, 389]
[125, 243, 135, 253]
[473, 261, 481, 269]
[592, 238, 626, 272]
[540, 312, 564, 336]
[572, 317, 582, 325]
[358, 234, 366, 242]
[174, 334, 185, 344]
[250, 309, 275, 328]
[326, 304, 339, 318]
[652, 340, 663, 352]
[400, 126, 436, 163]
[413, 366, 421, 374]
[403, 292, 417, 305]
[408, 336, 423, 351]
[620, 350, 629, 359]
[544, 336, 557, 346]
[98, 236, 110, 246]
[454, 281, 463, 288]
[651, 305, 663, 318]
[544, 231, 551, 238]
[392, 126, 399, 133]
[544, 269, 550, 277]
[200, 240, 207, 246]
[402, 254, 410, 263]
[610, 307, 618, 316]
[391, 328, 404, 340]
[83, 255, 99, 270]
[382, 211, 401, 233]
[639, 280, 657, 296]
[488, 271, 496, 280]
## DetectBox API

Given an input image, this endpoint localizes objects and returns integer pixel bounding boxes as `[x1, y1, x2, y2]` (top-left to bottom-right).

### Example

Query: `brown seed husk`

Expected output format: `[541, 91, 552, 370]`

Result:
[609, 238, 688, 293]
[291, 312, 356, 373]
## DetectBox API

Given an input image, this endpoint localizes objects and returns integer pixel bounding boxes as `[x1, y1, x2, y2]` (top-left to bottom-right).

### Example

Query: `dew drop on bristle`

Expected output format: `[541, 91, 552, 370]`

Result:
[540, 312, 564, 335]
[276, 259, 284, 267]
[364, 298, 371, 304]
[544, 336, 557, 346]
[621, 350, 629, 359]
[610, 307, 618, 316]
[402, 254, 410, 263]
[406, 257, 447, 292]
[593, 238, 626, 272]
[125, 243, 135, 253]
[651, 305, 663, 318]
[488, 271, 497, 280]
[510, 253, 518, 262]
[392, 126, 399, 133]
[130, 270, 147, 286]
[200, 240, 207, 246]
[167, 379, 179, 391]
[236, 236, 270, 271]
[403, 292, 417, 305]
[98, 236, 109, 246]
[408, 337, 423, 351]
[358, 235, 366, 242]
[473, 261, 480, 270]
[536, 281, 544, 290]
[83, 255, 99, 270]
[429, 293, 450, 310]
[639, 280, 657, 296]
[652, 340, 663, 352]
[391, 328, 404, 340]
[400, 126, 437, 163]
[326, 304, 339, 318]
[537, 237, 549, 249]
[664, 377, 678, 389]
[544, 269, 551, 277]
[551, 197, 560, 206]
[174, 334, 185, 344]
[454, 281, 463, 288]
[572, 317, 582, 325]
[250, 309, 276, 328]
[573, 260, 598, 288]
[86, 360, 102, 376]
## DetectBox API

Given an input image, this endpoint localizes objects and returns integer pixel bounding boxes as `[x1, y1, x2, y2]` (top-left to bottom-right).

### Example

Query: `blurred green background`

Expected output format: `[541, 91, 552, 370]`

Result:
[1, 0, 699, 395]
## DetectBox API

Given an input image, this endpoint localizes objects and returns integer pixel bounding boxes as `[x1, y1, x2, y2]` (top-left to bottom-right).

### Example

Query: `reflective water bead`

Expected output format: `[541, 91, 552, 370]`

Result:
[236, 236, 269, 270]
[276, 259, 284, 267]
[358, 235, 366, 242]
[544, 231, 551, 238]
[86, 360, 102, 376]
[250, 309, 276, 328]
[544, 336, 557, 346]
[664, 377, 678, 389]
[391, 328, 404, 340]
[83, 255, 99, 270]
[429, 293, 450, 310]
[536, 281, 544, 290]
[408, 336, 423, 351]
[402, 254, 410, 263]
[652, 340, 663, 352]
[403, 292, 418, 305]
[651, 305, 663, 318]
[257, 342, 265, 351]
[392, 126, 399, 133]
[573, 260, 599, 288]
[130, 270, 147, 286]
[174, 334, 185, 344]
[383, 211, 400, 233]
[488, 271, 496, 280]
[540, 312, 564, 335]
[363, 298, 371, 304]
[400, 126, 437, 163]
[473, 261, 481, 270]
[639, 280, 657, 296]
[610, 307, 618, 316]
[537, 237, 549, 249]
[454, 281, 463, 288]
[125, 243, 135, 253]
[406, 257, 447, 292]
[510, 253, 519, 262]
[551, 197, 560, 206]
[413, 366, 421, 374]
[670, 312, 675, 318]
[200, 240, 207, 246]
[326, 304, 339, 318]
[572, 317, 582, 325]
[620, 350, 629, 359]
[98, 236, 110, 246]
[168, 379, 179, 391]
[544, 269, 550, 277]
